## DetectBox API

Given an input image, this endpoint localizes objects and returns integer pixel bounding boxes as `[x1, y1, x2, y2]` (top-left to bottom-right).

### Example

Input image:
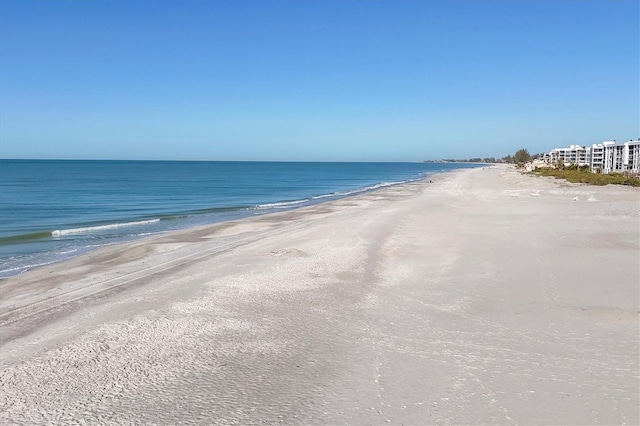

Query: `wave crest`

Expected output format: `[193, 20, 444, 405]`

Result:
[52, 219, 161, 237]
[255, 199, 310, 209]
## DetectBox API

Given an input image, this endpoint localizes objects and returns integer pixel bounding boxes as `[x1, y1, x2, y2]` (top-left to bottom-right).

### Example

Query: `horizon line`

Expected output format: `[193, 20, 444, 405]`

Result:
[0, 157, 495, 163]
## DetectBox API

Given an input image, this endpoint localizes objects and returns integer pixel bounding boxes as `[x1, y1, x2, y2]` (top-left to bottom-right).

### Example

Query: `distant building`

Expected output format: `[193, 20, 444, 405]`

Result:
[603, 141, 624, 174]
[543, 139, 640, 175]
[623, 140, 640, 174]
[590, 142, 606, 172]
[600, 140, 640, 174]
[548, 145, 591, 168]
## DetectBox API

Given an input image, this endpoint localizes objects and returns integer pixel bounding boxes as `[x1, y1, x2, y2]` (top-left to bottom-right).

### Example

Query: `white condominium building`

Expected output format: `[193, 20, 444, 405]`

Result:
[590, 143, 606, 171]
[590, 141, 616, 173]
[597, 140, 640, 174]
[549, 145, 592, 167]
[624, 140, 640, 173]
[545, 139, 640, 175]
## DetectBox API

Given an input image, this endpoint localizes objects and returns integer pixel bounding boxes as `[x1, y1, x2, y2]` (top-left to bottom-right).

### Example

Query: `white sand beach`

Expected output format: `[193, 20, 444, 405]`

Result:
[1, 165, 638, 424]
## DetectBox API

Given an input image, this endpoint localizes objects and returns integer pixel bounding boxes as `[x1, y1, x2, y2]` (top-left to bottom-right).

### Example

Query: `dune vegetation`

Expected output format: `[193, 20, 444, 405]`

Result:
[534, 165, 640, 187]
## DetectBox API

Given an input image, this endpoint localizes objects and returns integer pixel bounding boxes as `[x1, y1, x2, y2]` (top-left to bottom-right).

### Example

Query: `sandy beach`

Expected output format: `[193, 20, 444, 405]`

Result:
[1, 165, 638, 424]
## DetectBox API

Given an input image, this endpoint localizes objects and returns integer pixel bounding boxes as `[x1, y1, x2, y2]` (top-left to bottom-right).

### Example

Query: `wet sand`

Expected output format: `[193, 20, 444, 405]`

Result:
[1, 165, 638, 424]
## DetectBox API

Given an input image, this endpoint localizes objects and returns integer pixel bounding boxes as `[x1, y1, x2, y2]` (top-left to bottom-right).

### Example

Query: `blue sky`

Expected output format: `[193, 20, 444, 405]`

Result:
[1, 0, 638, 161]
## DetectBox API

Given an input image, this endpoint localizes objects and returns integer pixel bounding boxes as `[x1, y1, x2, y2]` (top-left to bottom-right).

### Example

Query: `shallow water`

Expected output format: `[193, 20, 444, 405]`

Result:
[0, 160, 480, 277]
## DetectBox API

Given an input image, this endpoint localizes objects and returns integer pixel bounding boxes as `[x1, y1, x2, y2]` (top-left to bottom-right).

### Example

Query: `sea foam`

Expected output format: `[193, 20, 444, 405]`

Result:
[52, 219, 161, 237]
[255, 199, 310, 209]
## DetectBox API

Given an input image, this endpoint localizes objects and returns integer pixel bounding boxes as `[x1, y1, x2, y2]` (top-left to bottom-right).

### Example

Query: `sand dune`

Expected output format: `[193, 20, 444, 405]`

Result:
[1, 165, 638, 424]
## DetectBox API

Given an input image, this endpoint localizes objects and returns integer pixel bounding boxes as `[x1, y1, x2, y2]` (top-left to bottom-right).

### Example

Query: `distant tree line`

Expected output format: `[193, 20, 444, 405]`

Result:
[435, 148, 543, 165]
[437, 155, 513, 164]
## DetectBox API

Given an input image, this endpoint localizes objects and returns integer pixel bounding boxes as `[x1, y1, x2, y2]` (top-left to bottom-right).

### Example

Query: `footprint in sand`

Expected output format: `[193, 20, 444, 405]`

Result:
[268, 248, 308, 257]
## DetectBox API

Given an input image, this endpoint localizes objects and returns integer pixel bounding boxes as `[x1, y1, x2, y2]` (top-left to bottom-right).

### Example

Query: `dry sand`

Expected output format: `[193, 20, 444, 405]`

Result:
[1, 165, 638, 425]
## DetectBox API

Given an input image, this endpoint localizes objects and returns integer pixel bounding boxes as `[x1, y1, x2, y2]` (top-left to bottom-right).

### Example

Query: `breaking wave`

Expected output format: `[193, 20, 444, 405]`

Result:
[255, 199, 310, 209]
[52, 219, 161, 237]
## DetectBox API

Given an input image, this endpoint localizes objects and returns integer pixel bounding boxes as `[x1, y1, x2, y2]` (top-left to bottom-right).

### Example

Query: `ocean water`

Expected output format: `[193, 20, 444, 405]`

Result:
[0, 160, 480, 278]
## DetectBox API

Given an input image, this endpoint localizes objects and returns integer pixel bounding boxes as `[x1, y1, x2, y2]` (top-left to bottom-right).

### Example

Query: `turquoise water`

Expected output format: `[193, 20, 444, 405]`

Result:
[0, 160, 480, 277]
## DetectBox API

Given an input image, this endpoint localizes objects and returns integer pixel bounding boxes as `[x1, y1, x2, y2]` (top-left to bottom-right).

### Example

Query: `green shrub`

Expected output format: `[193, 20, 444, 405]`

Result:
[534, 167, 640, 187]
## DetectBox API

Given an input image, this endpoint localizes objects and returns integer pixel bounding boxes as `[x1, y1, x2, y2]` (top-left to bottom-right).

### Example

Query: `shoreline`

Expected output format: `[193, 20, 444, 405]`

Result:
[0, 167, 462, 337]
[0, 165, 467, 279]
[1, 164, 638, 424]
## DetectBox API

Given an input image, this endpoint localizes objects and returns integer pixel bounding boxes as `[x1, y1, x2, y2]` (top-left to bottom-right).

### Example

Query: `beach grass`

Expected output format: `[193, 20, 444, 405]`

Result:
[534, 166, 640, 187]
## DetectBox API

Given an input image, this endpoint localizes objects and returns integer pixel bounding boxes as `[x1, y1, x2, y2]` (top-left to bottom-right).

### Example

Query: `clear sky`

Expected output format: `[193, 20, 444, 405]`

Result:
[1, 0, 638, 161]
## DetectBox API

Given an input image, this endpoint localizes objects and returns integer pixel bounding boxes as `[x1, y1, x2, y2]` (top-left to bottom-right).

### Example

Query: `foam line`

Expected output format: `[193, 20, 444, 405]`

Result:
[52, 219, 161, 237]
[255, 199, 310, 209]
